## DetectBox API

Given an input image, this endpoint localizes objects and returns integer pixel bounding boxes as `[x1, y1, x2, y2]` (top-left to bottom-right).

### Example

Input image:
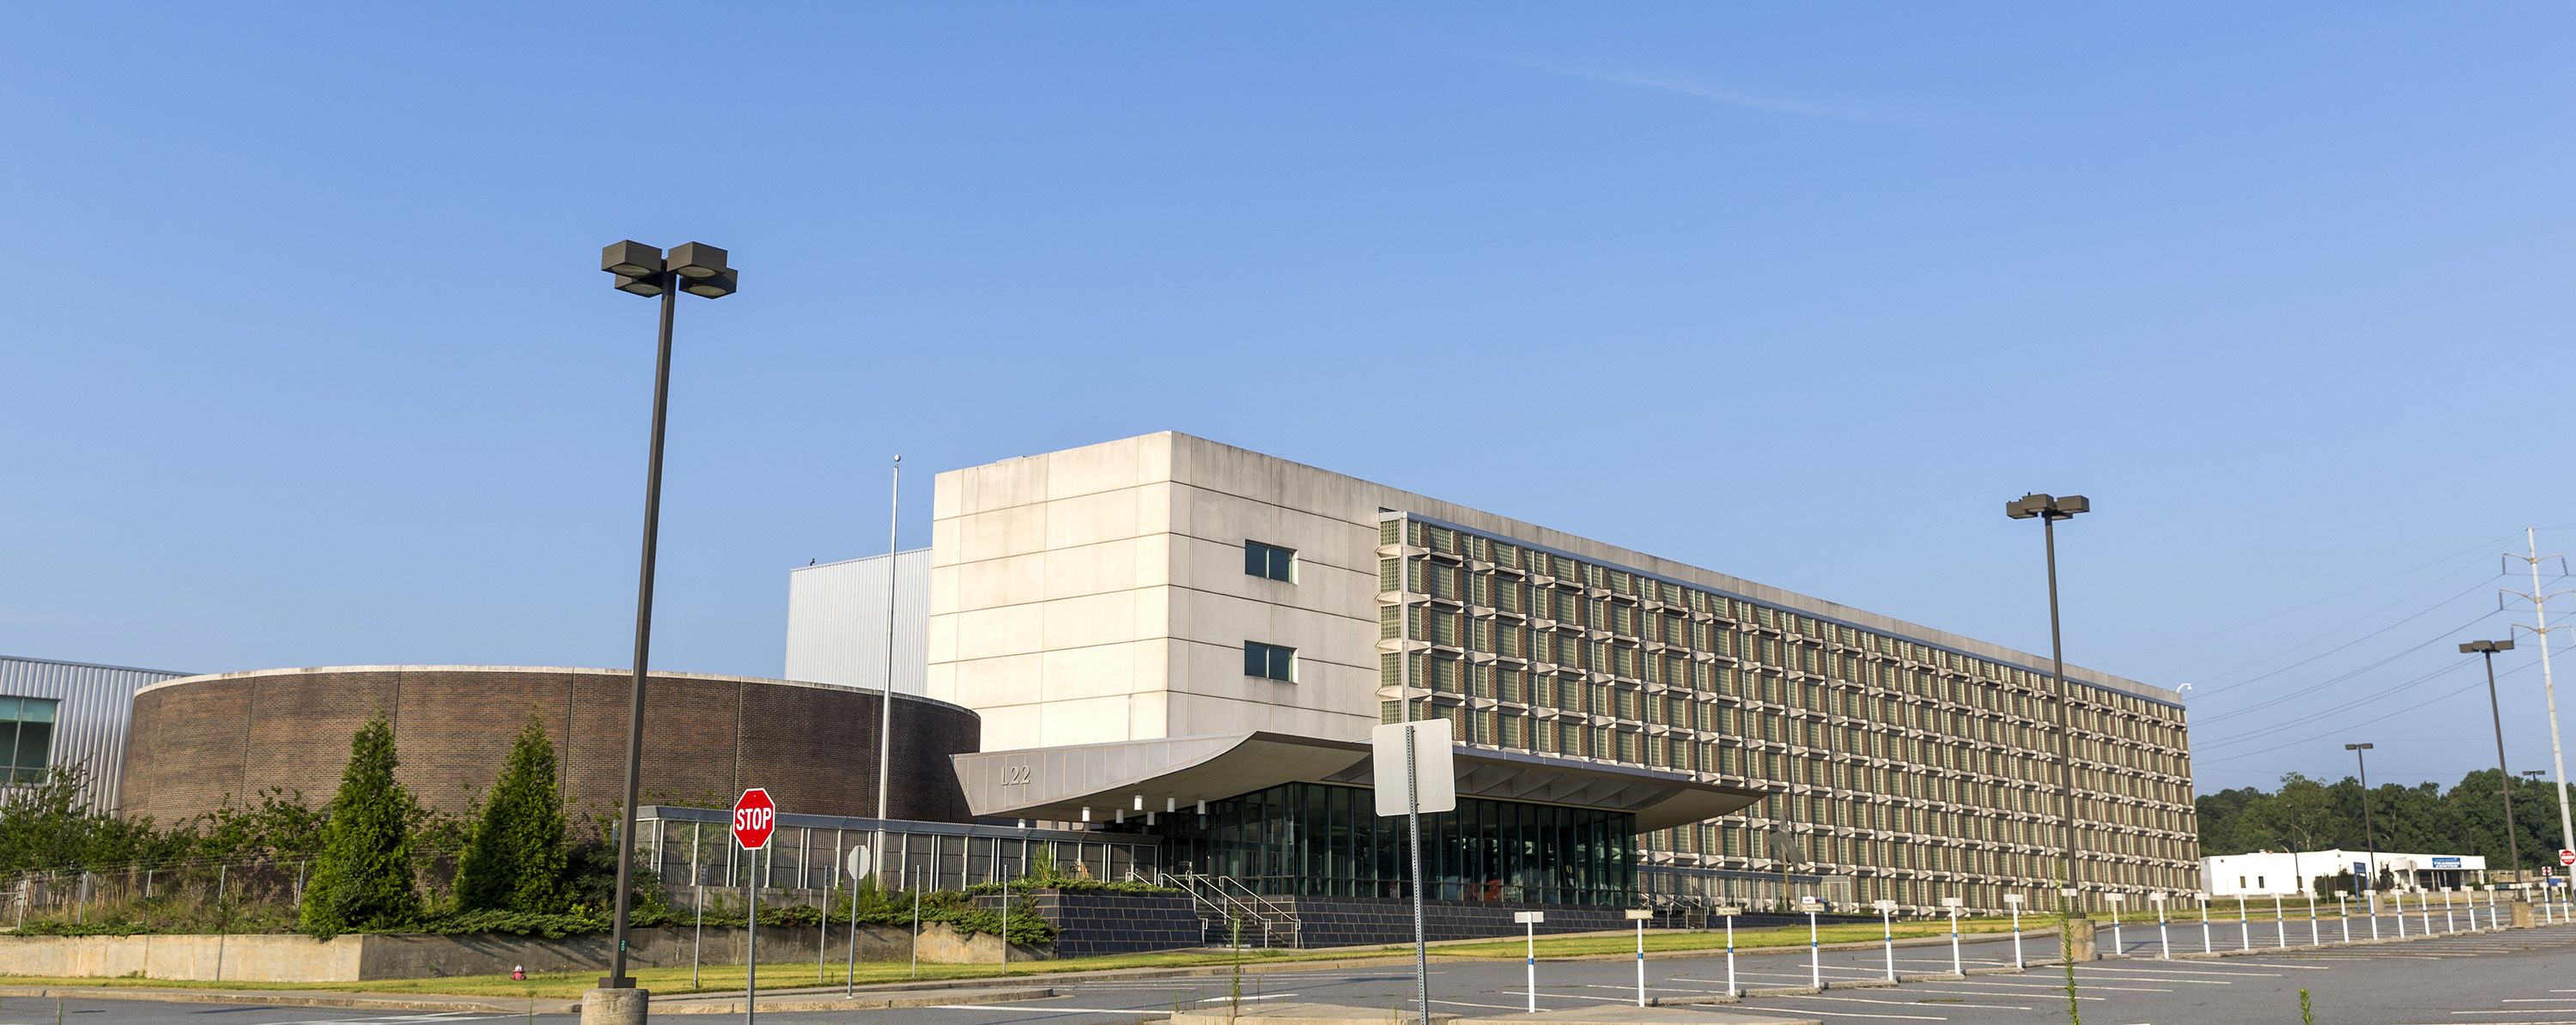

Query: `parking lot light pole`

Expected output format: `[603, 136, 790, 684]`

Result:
[592, 241, 737, 1011]
[2348, 743, 2379, 901]
[2006, 493, 2090, 939]
[2464, 640, 2524, 885]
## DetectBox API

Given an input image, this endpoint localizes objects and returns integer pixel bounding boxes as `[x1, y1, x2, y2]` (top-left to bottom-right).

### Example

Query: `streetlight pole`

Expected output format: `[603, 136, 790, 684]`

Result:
[2347, 743, 2378, 895]
[2464, 640, 2523, 889]
[592, 241, 737, 1016]
[2006, 493, 2089, 936]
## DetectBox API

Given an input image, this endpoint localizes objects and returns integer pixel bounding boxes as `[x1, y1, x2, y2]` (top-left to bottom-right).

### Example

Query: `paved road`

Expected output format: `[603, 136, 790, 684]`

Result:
[22, 921, 2576, 1024]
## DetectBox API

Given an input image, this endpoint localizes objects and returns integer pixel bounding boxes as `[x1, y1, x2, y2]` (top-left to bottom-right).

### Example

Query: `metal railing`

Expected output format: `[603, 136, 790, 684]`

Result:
[1158, 872, 1303, 949]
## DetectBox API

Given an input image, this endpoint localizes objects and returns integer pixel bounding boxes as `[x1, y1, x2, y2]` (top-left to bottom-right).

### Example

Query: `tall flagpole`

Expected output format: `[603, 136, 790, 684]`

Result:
[874, 457, 901, 886]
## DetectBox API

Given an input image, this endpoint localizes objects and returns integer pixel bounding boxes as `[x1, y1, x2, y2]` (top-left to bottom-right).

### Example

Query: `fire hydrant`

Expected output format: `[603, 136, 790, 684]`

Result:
[511, 965, 526, 981]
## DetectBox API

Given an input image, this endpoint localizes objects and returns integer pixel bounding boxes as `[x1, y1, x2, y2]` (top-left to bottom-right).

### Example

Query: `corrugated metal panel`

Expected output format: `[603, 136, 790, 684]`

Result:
[0, 655, 190, 813]
[783, 549, 929, 694]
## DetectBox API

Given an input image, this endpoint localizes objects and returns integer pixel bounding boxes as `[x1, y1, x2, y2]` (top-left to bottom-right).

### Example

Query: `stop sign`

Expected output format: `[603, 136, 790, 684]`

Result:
[732, 788, 776, 850]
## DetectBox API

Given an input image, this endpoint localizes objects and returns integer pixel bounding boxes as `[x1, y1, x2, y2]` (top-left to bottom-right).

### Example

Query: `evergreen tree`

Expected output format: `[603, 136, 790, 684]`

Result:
[455, 713, 572, 913]
[301, 712, 422, 937]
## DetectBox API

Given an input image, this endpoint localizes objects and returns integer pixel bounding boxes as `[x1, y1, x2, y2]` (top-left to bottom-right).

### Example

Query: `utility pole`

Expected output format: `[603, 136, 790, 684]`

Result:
[2504, 529, 2575, 858]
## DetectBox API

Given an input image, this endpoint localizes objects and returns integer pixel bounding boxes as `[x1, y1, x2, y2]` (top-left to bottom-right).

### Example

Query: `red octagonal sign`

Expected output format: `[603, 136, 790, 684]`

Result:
[732, 788, 776, 851]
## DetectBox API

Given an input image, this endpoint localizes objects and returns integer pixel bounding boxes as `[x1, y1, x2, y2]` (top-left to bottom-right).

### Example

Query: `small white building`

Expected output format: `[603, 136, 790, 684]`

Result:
[2202, 849, 2487, 897]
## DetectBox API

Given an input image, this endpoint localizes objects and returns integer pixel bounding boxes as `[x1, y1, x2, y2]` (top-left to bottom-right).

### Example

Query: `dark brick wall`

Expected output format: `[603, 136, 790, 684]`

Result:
[120, 667, 980, 828]
[975, 889, 1202, 956]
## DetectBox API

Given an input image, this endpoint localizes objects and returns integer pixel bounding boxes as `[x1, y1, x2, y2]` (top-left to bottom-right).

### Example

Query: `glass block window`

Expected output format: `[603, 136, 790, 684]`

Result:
[0, 698, 58, 785]
[1245, 641, 1297, 682]
[1245, 541, 1296, 582]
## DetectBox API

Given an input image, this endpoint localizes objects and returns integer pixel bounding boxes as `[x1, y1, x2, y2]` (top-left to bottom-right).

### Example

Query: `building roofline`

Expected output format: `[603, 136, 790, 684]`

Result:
[134, 664, 977, 714]
[2, 654, 192, 677]
[789, 547, 932, 573]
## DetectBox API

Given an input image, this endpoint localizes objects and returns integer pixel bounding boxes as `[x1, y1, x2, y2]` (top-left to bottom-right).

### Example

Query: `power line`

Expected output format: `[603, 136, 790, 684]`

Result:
[2190, 606, 2508, 725]
[2195, 671, 2495, 765]
[2091, 531, 2521, 668]
[2183, 577, 2504, 701]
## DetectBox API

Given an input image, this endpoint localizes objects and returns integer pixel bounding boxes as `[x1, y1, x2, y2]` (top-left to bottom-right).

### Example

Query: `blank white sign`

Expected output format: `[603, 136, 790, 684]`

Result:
[1372, 719, 1457, 816]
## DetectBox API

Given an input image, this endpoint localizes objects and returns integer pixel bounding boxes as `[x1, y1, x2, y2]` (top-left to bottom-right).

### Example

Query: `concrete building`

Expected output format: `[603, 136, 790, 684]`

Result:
[2202, 850, 2487, 897]
[0, 655, 190, 813]
[910, 432, 2197, 915]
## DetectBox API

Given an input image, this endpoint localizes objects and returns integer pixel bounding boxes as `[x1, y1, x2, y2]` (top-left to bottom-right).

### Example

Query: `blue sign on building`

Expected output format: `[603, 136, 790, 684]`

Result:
[2433, 857, 2462, 869]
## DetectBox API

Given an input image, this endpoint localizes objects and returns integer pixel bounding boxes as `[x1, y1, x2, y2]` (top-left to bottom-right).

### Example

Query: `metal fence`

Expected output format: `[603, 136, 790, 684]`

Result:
[635, 807, 1163, 911]
[5, 856, 318, 931]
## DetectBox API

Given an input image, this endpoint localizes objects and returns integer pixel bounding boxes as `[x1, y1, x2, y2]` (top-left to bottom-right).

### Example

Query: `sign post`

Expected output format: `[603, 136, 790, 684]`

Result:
[1373, 719, 1455, 1025]
[1625, 909, 1653, 1006]
[1515, 911, 1544, 1014]
[2149, 892, 2170, 960]
[1941, 897, 1963, 975]
[1873, 900, 1898, 980]
[2105, 893, 2123, 958]
[1801, 895, 1821, 990]
[732, 788, 775, 1025]
[2004, 894, 2025, 968]
[842, 845, 871, 997]
[1713, 907, 1742, 996]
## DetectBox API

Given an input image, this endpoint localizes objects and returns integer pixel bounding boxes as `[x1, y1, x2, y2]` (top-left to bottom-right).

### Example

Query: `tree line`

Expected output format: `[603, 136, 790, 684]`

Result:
[2196, 767, 2570, 871]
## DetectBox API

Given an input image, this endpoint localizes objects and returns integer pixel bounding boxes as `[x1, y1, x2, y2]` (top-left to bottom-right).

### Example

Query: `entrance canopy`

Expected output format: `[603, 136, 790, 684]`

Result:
[952, 731, 1766, 832]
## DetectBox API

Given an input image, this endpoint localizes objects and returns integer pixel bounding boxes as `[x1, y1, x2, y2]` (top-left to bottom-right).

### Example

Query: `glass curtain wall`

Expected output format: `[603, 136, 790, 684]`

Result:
[1157, 781, 1637, 906]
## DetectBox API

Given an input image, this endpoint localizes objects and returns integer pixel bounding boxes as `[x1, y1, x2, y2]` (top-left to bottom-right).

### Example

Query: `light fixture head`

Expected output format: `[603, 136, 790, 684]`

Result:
[602, 240, 665, 276]
[614, 274, 667, 297]
[680, 268, 738, 299]
[2005, 494, 2053, 519]
[2056, 495, 2090, 516]
[666, 242, 729, 278]
[2346, 743, 2372, 750]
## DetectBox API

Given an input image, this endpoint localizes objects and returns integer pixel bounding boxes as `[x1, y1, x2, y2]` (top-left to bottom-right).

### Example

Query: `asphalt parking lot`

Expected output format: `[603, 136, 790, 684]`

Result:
[19, 920, 2576, 1024]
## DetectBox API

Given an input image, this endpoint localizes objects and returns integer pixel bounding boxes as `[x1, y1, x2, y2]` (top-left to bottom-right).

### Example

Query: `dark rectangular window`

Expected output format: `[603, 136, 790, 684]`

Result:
[1245, 541, 1296, 582]
[1245, 641, 1297, 682]
[0, 697, 58, 785]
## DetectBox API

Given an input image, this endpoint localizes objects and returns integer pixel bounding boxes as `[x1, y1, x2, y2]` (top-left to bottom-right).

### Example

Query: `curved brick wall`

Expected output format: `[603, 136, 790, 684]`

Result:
[118, 666, 979, 827]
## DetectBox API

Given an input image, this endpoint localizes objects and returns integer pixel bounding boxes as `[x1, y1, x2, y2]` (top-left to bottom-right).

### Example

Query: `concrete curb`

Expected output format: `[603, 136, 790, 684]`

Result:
[652, 986, 1058, 1013]
[0, 986, 581, 1015]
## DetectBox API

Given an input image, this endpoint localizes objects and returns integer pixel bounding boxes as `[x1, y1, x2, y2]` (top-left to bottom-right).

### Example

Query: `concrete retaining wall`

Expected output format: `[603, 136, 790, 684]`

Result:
[0, 924, 1047, 982]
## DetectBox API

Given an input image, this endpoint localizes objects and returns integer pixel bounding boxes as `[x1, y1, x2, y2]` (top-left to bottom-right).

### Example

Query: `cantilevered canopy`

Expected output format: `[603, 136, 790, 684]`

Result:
[951, 731, 1766, 832]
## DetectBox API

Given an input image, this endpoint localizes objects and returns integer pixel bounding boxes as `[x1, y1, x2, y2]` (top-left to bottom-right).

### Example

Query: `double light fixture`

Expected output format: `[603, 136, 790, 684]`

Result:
[602, 240, 738, 299]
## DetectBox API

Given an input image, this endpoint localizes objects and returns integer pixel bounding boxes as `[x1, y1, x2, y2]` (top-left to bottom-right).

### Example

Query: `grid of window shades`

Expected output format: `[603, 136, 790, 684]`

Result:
[1245, 641, 1297, 682]
[1375, 516, 2197, 916]
[0, 697, 56, 785]
[1158, 781, 1638, 905]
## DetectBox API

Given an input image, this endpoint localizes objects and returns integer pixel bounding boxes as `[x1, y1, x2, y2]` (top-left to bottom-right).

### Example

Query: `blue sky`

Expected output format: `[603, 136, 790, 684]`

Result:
[4, 5, 2571, 797]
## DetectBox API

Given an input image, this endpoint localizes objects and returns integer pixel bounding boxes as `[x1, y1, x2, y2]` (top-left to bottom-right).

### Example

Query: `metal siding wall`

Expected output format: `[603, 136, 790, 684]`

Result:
[0, 656, 188, 813]
[783, 549, 929, 694]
